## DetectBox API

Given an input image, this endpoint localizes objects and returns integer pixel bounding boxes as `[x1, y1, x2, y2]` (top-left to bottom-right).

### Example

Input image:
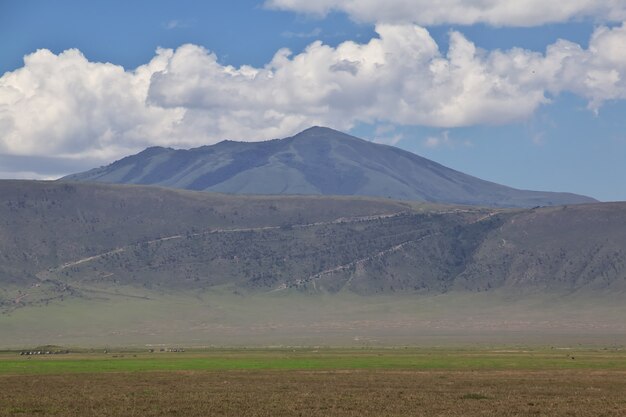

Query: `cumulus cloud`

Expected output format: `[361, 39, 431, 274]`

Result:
[1, 23, 626, 169]
[484, 22, 626, 111]
[265, 0, 626, 26]
[0, 47, 184, 159]
[146, 22, 626, 129]
[146, 24, 549, 132]
[551, 24, 626, 110]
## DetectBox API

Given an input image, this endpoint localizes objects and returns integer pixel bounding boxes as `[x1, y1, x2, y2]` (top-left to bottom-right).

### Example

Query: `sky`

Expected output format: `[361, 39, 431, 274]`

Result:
[1, 0, 626, 201]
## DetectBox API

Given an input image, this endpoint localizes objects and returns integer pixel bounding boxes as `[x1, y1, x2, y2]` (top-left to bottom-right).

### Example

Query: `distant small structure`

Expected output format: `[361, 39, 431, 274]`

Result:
[19, 350, 69, 356]
[166, 348, 185, 353]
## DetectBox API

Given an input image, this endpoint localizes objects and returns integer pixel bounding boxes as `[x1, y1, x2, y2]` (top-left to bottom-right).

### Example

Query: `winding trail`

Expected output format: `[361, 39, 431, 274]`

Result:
[56, 248, 126, 271]
[40, 208, 492, 292]
[290, 231, 443, 291]
[44, 211, 413, 275]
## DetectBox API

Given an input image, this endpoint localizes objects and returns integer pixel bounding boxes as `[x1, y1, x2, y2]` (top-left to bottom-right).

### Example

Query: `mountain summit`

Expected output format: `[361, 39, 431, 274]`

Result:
[63, 126, 594, 207]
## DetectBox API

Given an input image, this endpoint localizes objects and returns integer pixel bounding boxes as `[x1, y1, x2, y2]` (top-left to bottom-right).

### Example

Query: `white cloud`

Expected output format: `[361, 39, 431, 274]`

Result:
[0, 47, 184, 159]
[424, 131, 451, 149]
[265, 0, 626, 26]
[423, 131, 472, 149]
[1, 23, 626, 169]
[550, 24, 626, 110]
[483, 22, 626, 111]
[146, 24, 551, 132]
[164, 19, 193, 30]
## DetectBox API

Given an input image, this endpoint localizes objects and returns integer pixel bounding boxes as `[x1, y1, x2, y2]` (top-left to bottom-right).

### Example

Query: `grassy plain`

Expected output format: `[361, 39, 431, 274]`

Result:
[1, 348, 626, 374]
[3, 289, 626, 348]
[1, 349, 625, 417]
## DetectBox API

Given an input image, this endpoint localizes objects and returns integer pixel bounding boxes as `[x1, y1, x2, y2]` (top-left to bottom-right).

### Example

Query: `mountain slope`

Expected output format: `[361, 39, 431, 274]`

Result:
[63, 127, 595, 208]
[1, 180, 624, 347]
[1, 181, 623, 314]
[0, 180, 413, 288]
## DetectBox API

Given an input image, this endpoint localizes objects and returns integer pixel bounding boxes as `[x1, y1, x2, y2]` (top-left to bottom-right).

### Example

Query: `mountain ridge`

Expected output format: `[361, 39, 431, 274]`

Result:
[1, 180, 623, 346]
[63, 126, 595, 208]
[1, 180, 622, 306]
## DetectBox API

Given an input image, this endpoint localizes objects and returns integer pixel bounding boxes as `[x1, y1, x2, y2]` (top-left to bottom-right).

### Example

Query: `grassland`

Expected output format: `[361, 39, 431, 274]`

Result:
[3, 289, 626, 348]
[1, 349, 625, 416]
[1, 348, 626, 375]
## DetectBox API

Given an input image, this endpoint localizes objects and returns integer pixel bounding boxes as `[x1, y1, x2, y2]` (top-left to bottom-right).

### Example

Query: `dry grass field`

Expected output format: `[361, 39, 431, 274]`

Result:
[1, 369, 626, 417]
[1, 349, 625, 416]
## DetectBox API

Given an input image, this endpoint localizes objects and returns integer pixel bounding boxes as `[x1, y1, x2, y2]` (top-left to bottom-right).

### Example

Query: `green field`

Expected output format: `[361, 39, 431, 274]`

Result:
[1, 349, 626, 417]
[1, 348, 625, 375]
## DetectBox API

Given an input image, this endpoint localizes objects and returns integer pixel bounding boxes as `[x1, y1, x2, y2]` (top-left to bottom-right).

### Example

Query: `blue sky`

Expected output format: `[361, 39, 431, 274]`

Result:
[1, 0, 625, 201]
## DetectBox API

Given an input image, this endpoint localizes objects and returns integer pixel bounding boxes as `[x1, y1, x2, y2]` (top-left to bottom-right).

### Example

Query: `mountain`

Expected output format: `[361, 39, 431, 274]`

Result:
[63, 126, 595, 208]
[0, 181, 624, 346]
[1, 180, 623, 301]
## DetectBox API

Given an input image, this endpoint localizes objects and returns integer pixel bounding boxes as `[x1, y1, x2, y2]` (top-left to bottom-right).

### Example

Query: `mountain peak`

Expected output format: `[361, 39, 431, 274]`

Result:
[291, 126, 366, 146]
[294, 126, 350, 138]
[62, 127, 596, 208]
[298, 125, 336, 134]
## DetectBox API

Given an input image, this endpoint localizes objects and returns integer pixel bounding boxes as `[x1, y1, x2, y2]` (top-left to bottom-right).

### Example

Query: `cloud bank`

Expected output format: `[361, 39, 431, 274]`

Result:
[1, 23, 626, 163]
[265, 0, 626, 26]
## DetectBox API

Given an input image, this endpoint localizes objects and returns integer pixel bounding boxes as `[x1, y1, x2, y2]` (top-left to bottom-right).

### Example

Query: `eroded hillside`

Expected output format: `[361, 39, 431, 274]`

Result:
[1, 181, 624, 315]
